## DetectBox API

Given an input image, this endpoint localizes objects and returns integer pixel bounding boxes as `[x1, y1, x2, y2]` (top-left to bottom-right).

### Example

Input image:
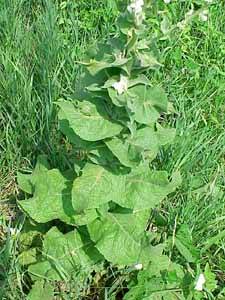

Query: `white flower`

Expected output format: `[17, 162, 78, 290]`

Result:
[127, 0, 145, 25]
[186, 9, 194, 17]
[134, 263, 143, 270]
[195, 273, 206, 291]
[128, 0, 144, 15]
[112, 75, 128, 95]
[164, 0, 171, 4]
[177, 21, 186, 29]
[9, 227, 20, 237]
[205, 0, 213, 3]
[199, 10, 208, 22]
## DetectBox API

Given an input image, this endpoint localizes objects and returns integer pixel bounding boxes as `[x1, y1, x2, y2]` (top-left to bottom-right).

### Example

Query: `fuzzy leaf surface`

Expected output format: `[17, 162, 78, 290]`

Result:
[57, 100, 123, 141]
[29, 227, 102, 281]
[72, 164, 125, 212]
[88, 210, 153, 265]
[127, 85, 168, 125]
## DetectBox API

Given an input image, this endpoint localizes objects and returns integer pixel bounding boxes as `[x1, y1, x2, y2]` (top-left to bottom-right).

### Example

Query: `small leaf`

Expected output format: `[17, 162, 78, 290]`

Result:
[175, 224, 200, 263]
[134, 51, 162, 71]
[156, 123, 176, 146]
[204, 263, 217, 292]
[18, 248, 37, 266]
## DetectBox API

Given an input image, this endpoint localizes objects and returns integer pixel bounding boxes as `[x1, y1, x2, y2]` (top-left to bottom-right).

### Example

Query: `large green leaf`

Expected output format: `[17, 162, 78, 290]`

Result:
[118, 167, 181, 211]
[88, 210, 156, 265]
[82, 47, 130, 76]
[72, 164, 125, 212]
[57, 100, 123, 141]
[106, 126, 175, 168]
[29, 227, 102, 281]
[18, 169, 75, 225]
[127, 85, 168, 125]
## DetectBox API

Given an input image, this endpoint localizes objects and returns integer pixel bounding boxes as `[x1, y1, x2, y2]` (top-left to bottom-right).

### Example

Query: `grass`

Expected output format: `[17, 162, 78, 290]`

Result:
[0, 0, 224, 299]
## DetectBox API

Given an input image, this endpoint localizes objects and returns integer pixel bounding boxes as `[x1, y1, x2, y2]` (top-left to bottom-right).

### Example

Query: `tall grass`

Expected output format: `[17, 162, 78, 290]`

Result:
[0, 0, 116, 200]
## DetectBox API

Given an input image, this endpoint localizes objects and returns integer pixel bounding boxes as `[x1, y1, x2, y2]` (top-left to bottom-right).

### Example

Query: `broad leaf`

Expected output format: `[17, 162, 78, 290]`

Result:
[29, 227, 102, 281]
[156, 124, 176, 146]
[127, 85, 168, 125]
[18, 169, 76, 225]
[118, 167, 181, 211]
[72, 164, 125, 212]
[106, 75, 151, 107]
[88, 210, 155, 265]
[57, 100, 123, 141]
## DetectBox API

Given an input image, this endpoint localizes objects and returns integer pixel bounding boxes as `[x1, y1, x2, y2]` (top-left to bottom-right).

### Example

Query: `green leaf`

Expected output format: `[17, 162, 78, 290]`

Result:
[127, 127, 159, 163]
[17, 172, 33, 194]
[108, 86, 130, 107]
[18, 248, 37, 266]
[29, 227, 102, 281]
[88, 210, 154, 265]
[83, 54, 130, 76]
[59, 116, 95, 149]
[57, 100, 123, 141]
[125, 270, 185, 300]
[72, 164, 125, 212]
[18, 169, 76, 225]
[106, 75, 151, 107]
[127, 85, 168, 125]
[106, 125, 176, 168]
[204, 263, 217, 292]
[27, 280, 54, 300]
[17, 155, 50, 194]
[134, 51, 162, 71]
[175, 224, 200, 263]
[156, 124, 176, 146]
[88, 144, 119, 166]
[120, 167, 181, 211]
[105, 137, 139, 168]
